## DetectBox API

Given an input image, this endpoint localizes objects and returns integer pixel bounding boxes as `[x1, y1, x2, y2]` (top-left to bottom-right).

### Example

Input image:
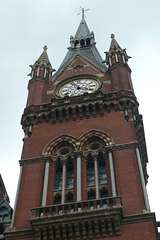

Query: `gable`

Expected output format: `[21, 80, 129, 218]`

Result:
[0, 200, 12, 221]
[52, 52, 107, 83]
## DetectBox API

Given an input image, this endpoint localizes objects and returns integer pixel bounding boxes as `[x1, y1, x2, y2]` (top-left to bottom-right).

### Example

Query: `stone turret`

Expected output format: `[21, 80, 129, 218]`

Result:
[28, 46, 55, 81]
[105, 34, 131, 69]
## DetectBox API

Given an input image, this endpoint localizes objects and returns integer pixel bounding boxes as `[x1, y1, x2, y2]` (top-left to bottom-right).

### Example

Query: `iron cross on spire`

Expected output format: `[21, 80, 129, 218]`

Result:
[78, 7, 89, 19]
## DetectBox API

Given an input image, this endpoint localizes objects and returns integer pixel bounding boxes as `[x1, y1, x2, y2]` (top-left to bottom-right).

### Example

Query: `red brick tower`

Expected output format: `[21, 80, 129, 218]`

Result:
[5, 10, 159, 240]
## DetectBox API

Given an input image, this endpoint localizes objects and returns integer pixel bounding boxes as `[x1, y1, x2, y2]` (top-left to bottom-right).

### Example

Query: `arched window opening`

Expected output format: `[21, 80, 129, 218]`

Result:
[55, 160, 62, 190]
[75, 40, 79, 47]
[66, 192, 74, 213]
[100, 188, 108, 198]
[85, 139, 108, 201]
[100, 188, 108, 208]
[99, 161, 107, 183]
[88, 189, 96, 209]
[80, 39, 85, 47]
[53, 143, 75, 205]
[66, 192, 73, 203]
[54, 194, 61, 205]
[67, 159, 74, 189]
[98, 151, 107, 184]
[86, 38, 90, 45]
[88, 189, 96, 200]
[87, 158, 95, 186]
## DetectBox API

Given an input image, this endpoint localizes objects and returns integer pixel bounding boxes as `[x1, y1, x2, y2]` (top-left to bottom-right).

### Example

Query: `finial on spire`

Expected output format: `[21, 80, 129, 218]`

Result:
[111, 34, 115, 39]
[43, 45, 48, 51]
[78, 7, 89, 19]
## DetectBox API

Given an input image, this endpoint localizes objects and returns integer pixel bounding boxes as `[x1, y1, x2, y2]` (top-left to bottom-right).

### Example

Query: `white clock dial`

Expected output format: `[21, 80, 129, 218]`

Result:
[59, 79, 99, 97]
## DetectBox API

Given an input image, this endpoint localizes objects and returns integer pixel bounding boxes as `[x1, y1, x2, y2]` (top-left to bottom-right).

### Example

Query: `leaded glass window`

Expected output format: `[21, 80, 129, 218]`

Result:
[99, 162, 107, 183]
[67, 168, 74, 188]
[55, 169, 62, 190]
[87, 164, 95, 185]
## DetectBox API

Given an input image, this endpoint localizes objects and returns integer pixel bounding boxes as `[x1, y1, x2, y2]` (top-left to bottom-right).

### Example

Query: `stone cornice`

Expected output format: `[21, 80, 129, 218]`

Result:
[21, 89, 139, 129]
[108, 62, 131, 73]
[19, 155, 52, 166]
[122, 212, 156, 225]
[4, 229, 33, 240]
[19, 142, 138, 166]
[105, 141, 139, 152]
[122, 212, 159, 238]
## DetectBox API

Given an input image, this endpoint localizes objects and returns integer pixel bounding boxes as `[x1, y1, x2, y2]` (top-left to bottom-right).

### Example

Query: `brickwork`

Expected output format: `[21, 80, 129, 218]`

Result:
[25, 56, 135, 108]
[7, 18, 159, 240]
[14, 162, 45, 229]
[97, 221, 156, 240]
[21, 110, 137, 159]
[114, 148, 145, 215]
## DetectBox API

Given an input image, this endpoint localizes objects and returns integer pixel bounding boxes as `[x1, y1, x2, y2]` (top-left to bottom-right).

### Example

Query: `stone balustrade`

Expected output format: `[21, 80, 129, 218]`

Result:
[31, 196, 122, 218]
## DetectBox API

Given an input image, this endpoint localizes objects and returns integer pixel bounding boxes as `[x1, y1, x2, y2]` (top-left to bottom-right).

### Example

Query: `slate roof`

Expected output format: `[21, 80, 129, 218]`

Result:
[51, 16, 107, 80]
[74, 17, 91, 40]
[0, 175, 9, 203]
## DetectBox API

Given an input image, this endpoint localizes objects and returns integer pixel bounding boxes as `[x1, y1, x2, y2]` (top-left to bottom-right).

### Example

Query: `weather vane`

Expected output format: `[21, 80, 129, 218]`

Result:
[78, 7, 90, 19]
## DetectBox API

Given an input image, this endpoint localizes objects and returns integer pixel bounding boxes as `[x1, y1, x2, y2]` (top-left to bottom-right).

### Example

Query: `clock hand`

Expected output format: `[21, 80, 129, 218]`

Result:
[81, 87, 88, 90]
[70, 82, 78, 87]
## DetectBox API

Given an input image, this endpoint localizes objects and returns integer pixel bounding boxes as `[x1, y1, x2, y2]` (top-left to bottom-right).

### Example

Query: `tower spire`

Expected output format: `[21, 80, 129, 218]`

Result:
[28, 46, 55, 80]
[54, 10, 107, 76]
[105, 34, 131, 68]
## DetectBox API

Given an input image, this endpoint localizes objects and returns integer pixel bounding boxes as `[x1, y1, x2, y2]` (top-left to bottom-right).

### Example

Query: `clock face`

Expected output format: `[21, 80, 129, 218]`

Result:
[59, 79, 100, 97]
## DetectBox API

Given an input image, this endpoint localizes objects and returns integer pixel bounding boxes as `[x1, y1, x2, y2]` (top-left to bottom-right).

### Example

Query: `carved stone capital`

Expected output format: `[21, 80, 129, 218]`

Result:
[74, 150, 83, 158]
[19, 156, 52, 166]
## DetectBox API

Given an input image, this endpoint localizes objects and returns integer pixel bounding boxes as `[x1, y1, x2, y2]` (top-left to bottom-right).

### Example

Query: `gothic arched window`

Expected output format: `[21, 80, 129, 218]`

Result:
[80, 39, 85, 47]
[84, 140, 108, 200]
[55, 159, 62, 190]
[87, 158, 95, 185]
[53, 144, 75, 204]
[75, 40, 79, 47]
[86, 38, 90, 45]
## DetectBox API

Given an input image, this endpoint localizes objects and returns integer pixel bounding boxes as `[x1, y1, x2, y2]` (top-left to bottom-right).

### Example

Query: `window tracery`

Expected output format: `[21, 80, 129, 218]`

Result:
[43, 131, 114, 206]
[84, 140, 108, 200]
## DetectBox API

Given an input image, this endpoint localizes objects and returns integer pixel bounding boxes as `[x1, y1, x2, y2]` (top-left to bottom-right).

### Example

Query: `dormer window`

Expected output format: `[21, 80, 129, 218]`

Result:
[80, 39, 85, 47]
[75, 40, 79, 47]
[86, 38, 90, 45]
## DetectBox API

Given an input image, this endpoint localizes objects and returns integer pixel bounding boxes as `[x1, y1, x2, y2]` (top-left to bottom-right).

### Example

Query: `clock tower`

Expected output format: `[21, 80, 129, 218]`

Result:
[5, 11, 159, 240]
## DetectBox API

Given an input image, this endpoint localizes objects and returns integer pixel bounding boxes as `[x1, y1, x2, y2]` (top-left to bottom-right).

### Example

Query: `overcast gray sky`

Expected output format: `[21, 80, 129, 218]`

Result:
[0, 0, 160, 221]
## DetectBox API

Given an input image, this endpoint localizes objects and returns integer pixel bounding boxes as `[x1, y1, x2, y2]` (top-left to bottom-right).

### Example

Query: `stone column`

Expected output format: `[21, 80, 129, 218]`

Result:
[41, 161, 50, 206]
[135, 148, 150, 211]
[61, 161, 66, 204]
[94, 157, 100, 199]
[108, 151, 117, 197]
[10, 165, 23, 229]
[76, 153, 82, 202]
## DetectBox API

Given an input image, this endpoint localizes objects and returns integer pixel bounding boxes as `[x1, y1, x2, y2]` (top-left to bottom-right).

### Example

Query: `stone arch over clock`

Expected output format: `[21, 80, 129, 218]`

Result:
[42, 130, 117, 206]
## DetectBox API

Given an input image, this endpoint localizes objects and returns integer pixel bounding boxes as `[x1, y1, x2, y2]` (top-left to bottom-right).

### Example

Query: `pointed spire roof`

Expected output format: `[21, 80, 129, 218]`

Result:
[37, 45, 50, 64]
[109, 34, 121, 50]
[31, 45, 53, 69]
[52, 12, 107, 79]
[74, 15, 91, 40]
[28, 46, 55, 80]
[75, 7, 91, 39]
[105, 34, 131, 67]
